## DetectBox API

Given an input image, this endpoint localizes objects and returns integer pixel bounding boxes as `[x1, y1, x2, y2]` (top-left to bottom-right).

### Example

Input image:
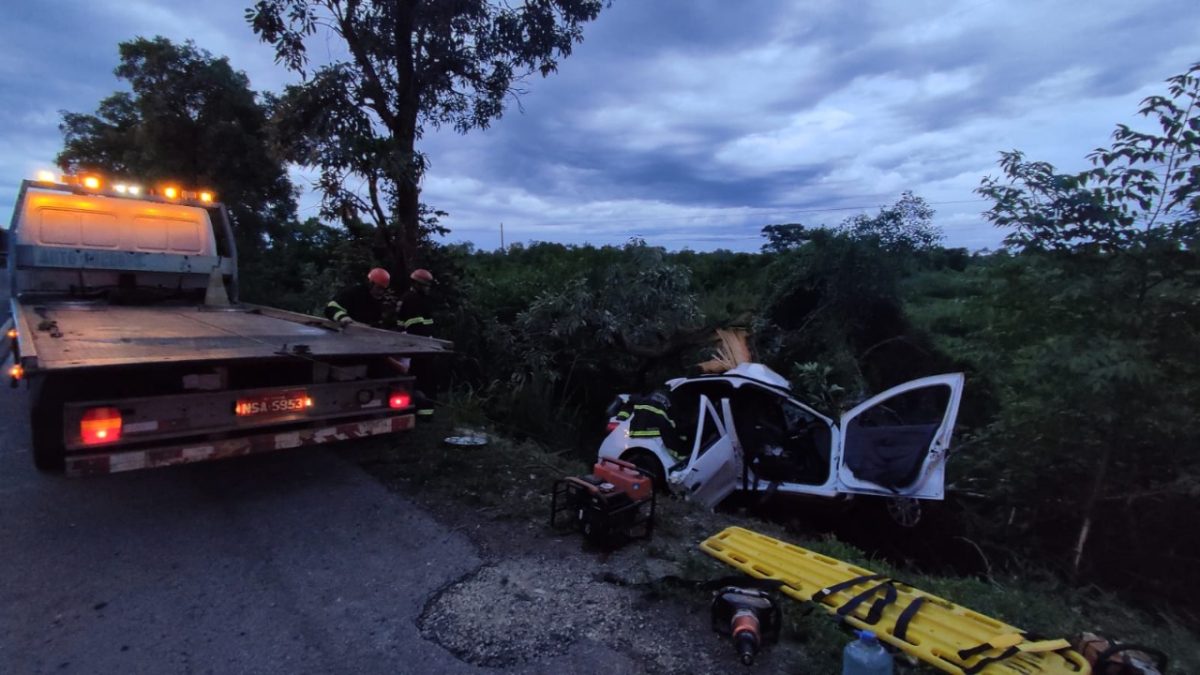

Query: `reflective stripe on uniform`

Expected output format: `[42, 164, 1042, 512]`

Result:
[633, 404, 675, 427]
[629, 429, 662, 438]
[326, 301, 350, 322]
[401, 316, 435, 328]
[616, 411, 631, 420]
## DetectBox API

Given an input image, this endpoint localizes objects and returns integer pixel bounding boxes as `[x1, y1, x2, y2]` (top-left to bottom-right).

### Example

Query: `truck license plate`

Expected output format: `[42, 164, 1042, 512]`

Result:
[235, 391, 310, 417]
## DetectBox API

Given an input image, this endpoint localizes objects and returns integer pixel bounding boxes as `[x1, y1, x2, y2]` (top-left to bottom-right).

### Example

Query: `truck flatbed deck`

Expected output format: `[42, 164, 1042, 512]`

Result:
[13, 301, 449, 372]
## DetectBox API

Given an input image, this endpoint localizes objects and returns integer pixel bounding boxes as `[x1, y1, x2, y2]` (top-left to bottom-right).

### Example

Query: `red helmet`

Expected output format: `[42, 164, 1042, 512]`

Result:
[367, 267, 390, 288]
[410, 268, 434, 285]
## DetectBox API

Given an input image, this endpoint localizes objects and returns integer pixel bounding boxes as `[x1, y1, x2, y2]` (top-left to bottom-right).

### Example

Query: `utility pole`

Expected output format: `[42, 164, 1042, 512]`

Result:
[500, 222, 505, 253]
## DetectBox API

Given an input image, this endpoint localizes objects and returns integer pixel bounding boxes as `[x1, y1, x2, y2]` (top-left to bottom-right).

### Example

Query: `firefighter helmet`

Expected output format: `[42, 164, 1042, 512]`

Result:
[410, 268, 434, 285]
[648, 390, 672, 409]
[367, 267, 390, 288]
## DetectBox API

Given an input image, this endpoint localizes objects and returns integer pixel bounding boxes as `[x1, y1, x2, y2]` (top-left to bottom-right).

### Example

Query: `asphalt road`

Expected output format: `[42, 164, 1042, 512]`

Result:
[0, 386, 634, 674]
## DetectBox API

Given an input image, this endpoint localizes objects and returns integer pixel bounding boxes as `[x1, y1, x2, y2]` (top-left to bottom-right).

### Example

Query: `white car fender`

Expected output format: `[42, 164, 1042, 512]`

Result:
[596, 419, 676, 478]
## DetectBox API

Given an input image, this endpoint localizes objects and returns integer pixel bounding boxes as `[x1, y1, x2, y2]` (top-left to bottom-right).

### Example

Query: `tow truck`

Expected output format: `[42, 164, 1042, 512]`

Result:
[1, 173, 448, 476]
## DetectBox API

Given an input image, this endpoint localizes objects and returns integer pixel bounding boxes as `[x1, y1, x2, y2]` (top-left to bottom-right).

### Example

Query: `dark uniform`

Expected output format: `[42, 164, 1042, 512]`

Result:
[396, 284, 437, 420]
[619, 392, 687, 461]
[396, 288, 434, 335]
[325, 285, 397, 328]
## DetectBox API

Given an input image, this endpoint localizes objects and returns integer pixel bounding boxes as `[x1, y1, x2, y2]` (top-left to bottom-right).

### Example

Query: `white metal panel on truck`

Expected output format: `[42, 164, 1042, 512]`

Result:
[18, 188, 216, 256]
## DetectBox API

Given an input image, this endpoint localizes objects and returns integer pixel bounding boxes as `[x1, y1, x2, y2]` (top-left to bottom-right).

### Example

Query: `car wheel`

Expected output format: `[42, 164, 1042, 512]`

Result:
[886, 497, 922, 528]
[622, 449, 666, 492]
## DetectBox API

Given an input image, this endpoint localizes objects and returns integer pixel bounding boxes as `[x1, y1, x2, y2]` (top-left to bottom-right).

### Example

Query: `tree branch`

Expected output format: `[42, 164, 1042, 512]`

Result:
[337, 0, 398, 130]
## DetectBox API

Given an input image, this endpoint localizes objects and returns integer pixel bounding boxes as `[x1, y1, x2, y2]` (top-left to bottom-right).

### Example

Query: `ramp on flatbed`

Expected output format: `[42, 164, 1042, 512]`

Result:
[14, 302, 449, 371]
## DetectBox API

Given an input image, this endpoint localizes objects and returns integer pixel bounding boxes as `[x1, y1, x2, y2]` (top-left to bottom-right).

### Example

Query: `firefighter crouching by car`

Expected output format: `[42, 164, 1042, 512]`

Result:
[619, 391, 687, 462]
[396, 269, 438, 421]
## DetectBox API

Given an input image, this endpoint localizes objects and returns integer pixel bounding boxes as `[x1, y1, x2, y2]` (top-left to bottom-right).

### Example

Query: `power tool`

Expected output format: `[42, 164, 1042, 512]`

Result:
[711, 585, 783, 665]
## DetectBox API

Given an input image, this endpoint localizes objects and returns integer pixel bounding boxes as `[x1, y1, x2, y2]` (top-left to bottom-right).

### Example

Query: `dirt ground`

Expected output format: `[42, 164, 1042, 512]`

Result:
[345, 426, 856, 674]
[345, 416, 1199, 675]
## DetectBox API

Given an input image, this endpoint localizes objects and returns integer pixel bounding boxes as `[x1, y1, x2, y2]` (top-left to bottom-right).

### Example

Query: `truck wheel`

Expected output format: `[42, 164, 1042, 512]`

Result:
[622, 449, 665, 492]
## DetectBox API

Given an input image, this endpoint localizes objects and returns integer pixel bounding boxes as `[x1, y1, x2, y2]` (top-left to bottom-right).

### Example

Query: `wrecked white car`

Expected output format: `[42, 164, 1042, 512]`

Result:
[598, 363, 964, 526]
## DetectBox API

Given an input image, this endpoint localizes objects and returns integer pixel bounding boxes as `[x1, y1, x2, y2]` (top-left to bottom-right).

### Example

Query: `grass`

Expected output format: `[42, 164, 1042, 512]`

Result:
[351, 407, 1200, 674]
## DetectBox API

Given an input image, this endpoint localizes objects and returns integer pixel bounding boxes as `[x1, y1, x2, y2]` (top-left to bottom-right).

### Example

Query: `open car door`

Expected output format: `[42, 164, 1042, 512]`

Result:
[836, 373, 964, 499]
[674, 396, 741, 509]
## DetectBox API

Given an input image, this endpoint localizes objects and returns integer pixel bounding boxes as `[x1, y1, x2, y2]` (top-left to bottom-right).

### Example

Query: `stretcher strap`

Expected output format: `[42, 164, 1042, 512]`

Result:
[835, 580, 898, 625]
[810, 574, 888, 605]
[893, 596, 926, 643]
[961, 646, 1020, 674]
[958, 633, 1071, 674]
[959, 633, 1026, 659]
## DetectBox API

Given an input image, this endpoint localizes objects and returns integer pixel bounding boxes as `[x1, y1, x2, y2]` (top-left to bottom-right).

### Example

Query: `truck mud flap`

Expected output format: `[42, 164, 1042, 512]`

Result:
[66, 414, 415, 477]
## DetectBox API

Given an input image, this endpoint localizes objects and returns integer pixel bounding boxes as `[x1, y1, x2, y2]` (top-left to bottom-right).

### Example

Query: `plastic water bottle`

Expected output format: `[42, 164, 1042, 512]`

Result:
[842, 630, 893, 675]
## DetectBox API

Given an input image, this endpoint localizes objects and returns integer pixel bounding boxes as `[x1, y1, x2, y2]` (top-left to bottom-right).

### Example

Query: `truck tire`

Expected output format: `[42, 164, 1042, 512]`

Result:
[622, 449, 666, 492]
[29, 378, 65, 472]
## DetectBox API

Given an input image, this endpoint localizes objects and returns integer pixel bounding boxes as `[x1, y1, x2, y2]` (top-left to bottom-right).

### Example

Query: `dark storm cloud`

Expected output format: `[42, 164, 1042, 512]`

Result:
[422, 0, 1200, 250]
[2, 0, 1198, 252]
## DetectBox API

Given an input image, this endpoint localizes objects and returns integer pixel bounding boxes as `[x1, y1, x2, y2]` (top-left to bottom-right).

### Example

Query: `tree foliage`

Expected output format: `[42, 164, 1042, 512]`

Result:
[959, 62, 1200, 575]
[763, 192, 942, 255]
[247, 0, 606, 273]
[438, 241, 703, 448]
[56, 37, 297, 256]
[760, 223, 811, 253]
[843, 190, 942, 252]
[980, 64, 1199, 254]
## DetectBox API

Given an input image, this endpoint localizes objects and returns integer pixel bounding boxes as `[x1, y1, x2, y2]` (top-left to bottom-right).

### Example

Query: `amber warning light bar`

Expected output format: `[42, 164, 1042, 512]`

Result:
[31, 171, 217, 204]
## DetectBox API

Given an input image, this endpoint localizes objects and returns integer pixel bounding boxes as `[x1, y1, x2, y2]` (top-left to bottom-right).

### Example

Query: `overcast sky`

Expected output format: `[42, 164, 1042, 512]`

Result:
[1, 1, 1196, 251]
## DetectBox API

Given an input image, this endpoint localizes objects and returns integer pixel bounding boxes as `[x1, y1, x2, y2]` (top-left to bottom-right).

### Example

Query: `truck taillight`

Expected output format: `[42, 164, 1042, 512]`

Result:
[606, 421, 619, 433]
[389, 392, 412, 409]
[81, 407, 122, 445]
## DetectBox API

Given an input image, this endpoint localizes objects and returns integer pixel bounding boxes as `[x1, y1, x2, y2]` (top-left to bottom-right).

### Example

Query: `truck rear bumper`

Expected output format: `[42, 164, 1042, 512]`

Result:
[66, 414, 415, 477]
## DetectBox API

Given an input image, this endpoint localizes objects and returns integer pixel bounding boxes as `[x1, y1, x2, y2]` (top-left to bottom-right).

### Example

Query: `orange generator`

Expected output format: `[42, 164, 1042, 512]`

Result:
[550, 457, 656, 547]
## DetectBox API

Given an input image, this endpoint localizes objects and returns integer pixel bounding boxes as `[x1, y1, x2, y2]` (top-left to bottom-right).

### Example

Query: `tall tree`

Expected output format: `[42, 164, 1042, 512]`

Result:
[971, 63, 1200, 575]
[843, 191, 942, 252]
[57, 37, 297, 260]
[247, 0, 606, 274]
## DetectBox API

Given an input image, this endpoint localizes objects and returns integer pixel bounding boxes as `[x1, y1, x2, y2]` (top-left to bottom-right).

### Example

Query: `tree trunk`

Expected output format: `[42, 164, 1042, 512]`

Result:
[389, 1, 421, 274]
[1072, 439, 1113, 578]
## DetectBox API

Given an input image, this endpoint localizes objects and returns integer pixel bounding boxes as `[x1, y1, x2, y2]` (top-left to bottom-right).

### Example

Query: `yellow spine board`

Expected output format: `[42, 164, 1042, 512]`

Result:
[700, 527, 1091, 675]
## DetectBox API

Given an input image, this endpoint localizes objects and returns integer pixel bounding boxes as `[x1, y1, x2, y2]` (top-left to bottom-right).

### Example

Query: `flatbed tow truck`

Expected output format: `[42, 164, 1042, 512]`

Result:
[1, 174, 448, 476]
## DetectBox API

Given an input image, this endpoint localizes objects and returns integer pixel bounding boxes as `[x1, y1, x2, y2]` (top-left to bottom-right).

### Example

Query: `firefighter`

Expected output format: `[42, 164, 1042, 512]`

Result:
[325, 267, 397, 328]
[396, 269, 435, 335]
[396, 268, 438, 420]
[623, 390, 687, 461]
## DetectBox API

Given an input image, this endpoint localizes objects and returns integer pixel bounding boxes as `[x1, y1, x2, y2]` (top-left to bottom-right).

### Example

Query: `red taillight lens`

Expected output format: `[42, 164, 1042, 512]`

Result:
[606, 421, 619, 433]
[389, 392, 412, 409]
[81, 407, 122, 445]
